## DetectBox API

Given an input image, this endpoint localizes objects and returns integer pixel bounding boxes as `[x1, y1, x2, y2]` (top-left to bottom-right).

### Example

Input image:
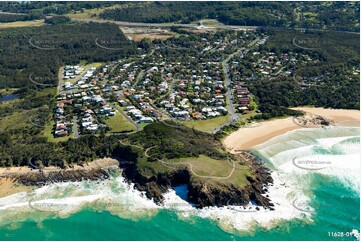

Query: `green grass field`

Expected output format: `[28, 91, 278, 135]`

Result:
[0, 20, 44, 29]
[0, 87, 56, 131]
[165, 155, 252, 187]
[182, 115, 229, 132]
[105, 110, 136, 133]
[0, 88, 18, 96]
[66, 4, 125, 19]
[169, 155, 232, 177]
[0, 109, 32, 130]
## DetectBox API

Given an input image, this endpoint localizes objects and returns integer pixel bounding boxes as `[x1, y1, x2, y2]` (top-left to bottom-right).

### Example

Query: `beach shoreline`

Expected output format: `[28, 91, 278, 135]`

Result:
[0, 158, 119, 199]
[0, 107, 359, 203]
[223, 107, 360, 152]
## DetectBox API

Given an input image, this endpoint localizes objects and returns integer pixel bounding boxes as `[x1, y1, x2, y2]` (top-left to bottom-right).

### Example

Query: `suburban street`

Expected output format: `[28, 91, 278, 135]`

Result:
[131, 70, 144, 89]
[212, 38, 261, 133]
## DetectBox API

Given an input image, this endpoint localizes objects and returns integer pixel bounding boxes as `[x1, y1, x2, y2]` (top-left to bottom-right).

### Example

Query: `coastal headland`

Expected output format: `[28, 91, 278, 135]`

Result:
[0, 107, 359, 211]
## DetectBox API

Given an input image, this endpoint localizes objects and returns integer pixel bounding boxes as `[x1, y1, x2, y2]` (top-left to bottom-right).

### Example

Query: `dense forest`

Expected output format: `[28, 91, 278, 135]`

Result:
[0, 121, 225, 168]
[0, 21, 136, 119]
[129, 122, 227, 161]
[0, 1, 120, 15]
[0, 20, 138, 167]
[99, 1, 360, 32]
[0, 130, 138, 167]
[0, 2, 359, 31]
[250, 29, 360, 113]
[0, 13, 41, 22]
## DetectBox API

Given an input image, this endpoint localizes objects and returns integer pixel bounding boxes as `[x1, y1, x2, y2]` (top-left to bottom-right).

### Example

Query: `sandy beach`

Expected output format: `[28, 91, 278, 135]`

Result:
[0, 158, 119, 199]
[223, 107, 360, 152]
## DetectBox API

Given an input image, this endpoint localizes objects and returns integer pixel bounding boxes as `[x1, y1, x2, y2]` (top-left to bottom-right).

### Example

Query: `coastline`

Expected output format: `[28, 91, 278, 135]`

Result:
[223, 107, 360, 152]
[0, 158, 119, 199]
[0, 111, 358, 234]
[0, 107, 358, 213]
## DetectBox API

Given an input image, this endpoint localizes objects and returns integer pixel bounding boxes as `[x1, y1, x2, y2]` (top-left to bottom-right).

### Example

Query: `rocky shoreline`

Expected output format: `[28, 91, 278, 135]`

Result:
[293, 113, 335, 127]
[0, 158, 119, 197]
[0, 152, 274, 210]
[121, 150, 274, 209]
[1, 168, 110, 186]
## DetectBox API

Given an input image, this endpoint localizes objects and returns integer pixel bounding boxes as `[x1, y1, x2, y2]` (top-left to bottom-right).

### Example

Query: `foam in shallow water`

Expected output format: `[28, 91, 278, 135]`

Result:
[0, 127, 359, 234]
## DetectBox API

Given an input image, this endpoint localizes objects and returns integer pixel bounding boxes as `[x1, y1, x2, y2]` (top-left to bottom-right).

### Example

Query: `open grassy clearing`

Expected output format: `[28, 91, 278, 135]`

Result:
[192, 19, 225, 26]
[238, 111, 258, 124]
[120, 27, 178, 42]
[0, 88, 56, 131]
[105, 110, 136, 133]
[0, 20, 44, 29]
[136, 155, 170, 175]
[165, 155, 252, 187]
[167, 155, 232, 177]
[131, 33, 174, 42]
[66, 4, 128, 19]
[139, 123, 150, 129]
[0, 109, 32, 130]
[0, 88, 18, 96]
[35, 87, 57, 98]
[182, 115, 228, 131]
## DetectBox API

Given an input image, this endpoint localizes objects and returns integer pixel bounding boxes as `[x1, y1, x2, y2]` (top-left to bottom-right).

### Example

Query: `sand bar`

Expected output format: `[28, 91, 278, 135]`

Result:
[223, 107, 360, 152]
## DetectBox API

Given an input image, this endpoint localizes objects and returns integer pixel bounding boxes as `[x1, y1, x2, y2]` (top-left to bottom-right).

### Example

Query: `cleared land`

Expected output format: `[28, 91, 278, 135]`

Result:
[164, 155, 252, 186]
[0, 109, 32, 130]
[0, 88, 56, 131]
[182, 115, 228, 131]
[66, 4, 125, 19]
[131, 33, 173, 42]
[105, 110, 136, 133]
[0, 20, 44, 29]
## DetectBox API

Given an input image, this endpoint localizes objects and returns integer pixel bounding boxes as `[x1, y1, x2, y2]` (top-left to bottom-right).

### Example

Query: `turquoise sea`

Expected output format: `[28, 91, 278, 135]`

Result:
[0, 127, 359, 241]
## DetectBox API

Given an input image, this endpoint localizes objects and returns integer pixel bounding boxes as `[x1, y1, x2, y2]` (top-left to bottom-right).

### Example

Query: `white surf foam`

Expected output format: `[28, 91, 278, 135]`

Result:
[0, 175, 160, 225]
[0, 127, 358, 234]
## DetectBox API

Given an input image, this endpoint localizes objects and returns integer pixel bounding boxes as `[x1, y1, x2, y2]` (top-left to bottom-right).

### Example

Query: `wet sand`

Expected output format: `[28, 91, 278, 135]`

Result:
[223, 107, 360, 152]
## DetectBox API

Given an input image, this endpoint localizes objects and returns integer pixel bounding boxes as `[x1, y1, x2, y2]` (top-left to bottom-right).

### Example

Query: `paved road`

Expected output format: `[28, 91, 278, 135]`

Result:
[57, 67, 64, 94]
[110, 103, 142, 132]
[0, 11, 28, 16]
[150, 103, 172, 121]
[131, 70, 144, 88]
[213, 38, 261, 134]
[72, 116, 79, 139]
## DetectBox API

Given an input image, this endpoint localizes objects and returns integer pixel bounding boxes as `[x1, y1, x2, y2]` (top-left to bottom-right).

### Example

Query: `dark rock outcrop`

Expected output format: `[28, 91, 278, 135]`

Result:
[5, 168, 110, 186]
[121, 150, 274, 209]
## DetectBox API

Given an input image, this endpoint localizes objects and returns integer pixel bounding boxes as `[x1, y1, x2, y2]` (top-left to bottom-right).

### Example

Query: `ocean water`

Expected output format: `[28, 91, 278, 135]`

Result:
[0, 126, 359, 241]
